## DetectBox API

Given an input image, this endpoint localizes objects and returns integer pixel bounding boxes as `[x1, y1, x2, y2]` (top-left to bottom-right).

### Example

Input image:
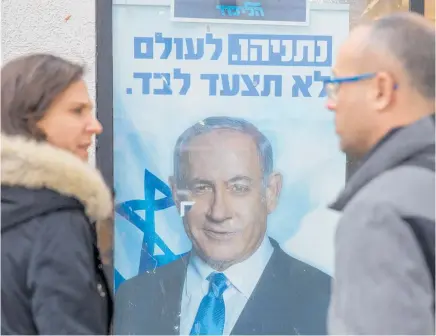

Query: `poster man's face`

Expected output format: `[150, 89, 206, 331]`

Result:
[171, 129, 282, 270]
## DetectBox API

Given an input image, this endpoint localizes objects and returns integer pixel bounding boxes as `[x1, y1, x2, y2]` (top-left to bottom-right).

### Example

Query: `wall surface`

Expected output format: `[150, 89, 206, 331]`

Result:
[1, 0, 97, 163]
[425, 0, 435, 23]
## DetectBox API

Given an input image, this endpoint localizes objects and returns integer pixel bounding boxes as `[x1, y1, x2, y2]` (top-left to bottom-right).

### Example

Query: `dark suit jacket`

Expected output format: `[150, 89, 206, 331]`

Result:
[114, 239, 331, 335]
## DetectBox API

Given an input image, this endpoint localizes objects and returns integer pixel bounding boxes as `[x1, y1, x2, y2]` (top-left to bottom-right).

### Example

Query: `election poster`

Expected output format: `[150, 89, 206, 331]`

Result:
[112, 0, 348, 334]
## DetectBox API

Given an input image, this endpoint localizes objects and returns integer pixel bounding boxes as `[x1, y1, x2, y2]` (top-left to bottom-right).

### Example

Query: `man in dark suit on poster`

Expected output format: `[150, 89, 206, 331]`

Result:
[114, 117, 331, 335]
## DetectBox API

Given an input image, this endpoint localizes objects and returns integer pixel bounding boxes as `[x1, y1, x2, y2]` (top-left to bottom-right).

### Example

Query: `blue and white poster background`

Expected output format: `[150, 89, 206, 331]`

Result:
[113, 1, 349, 290]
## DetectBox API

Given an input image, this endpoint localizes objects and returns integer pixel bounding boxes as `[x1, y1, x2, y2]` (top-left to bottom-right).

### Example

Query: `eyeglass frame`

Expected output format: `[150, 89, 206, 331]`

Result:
[323, 72, 398, 100]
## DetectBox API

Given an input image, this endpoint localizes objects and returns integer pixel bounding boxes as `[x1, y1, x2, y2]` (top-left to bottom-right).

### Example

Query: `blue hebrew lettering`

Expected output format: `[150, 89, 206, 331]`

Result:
[133, 72, 152, 95]
[295, 39, 331, 65]
[155, 32, 172, 59]
[173, 38, 184, 60]
[241, 75, 260, 96]
[216, 5, 226, 16]
[244, 2, 264, 17]
[228, 34, 332, 67]
[228, 35, 274, 65]
[216, 2, 264, 17]
[115, 169, 181, 276]
[205, 33, 222, 60]
[153, 73, 173, 95]
[185, 37, 205, 60]
[220, 74, 240, 96]
[200, 74, 219, 96]
[228, 36, 244, 64]
[216, 5, 244, 16]
[174, 68, 191, 95]
[315, 39, 329, 64]
[227, 5, 242, 16]
[314, 70, 329, 97]
[134, 37, 154, 59]
[270, 39, 293, 63]
[292, 75, 313, 97]
[249, 39, 269, 62]
[294, 40, 314, 64]
[262, 75, 282, 97]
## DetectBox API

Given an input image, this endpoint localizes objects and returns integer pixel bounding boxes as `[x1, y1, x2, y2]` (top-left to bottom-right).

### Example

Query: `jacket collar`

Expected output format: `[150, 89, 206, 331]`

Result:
[1, 134, 112, 222]
[331, 114, 435, 211]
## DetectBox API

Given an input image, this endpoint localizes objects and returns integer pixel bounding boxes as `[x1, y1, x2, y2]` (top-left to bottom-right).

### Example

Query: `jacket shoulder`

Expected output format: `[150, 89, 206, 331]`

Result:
[3, 185, 84, 209]
[350, 165, 434, 218]
[1, 135, 112, 222]
[1, 186, 87, 233]
[33, 207, 94, 249]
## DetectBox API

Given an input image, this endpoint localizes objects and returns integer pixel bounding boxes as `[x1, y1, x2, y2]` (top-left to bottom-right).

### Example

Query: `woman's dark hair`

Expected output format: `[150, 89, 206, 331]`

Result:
[1, 53, 84, 140]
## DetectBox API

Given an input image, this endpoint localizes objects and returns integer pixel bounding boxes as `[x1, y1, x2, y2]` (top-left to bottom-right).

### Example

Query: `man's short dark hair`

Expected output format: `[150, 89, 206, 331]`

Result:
[173, 116, 273, 186]
[1, 53, 84, 140]
[369, 13, 435, 99]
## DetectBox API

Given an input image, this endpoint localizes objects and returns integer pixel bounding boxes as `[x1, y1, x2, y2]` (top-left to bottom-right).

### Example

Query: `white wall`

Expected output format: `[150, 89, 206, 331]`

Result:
[1, 0, 97, 164]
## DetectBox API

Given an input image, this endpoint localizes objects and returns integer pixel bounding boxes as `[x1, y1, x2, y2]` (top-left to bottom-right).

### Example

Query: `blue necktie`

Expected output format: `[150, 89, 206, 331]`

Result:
[190, 272, 229, 335]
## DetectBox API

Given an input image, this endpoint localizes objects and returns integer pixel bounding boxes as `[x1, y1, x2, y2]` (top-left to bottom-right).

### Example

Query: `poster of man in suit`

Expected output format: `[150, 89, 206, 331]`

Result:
[112, 0, 349, 335]
[115, 117, 331, 335]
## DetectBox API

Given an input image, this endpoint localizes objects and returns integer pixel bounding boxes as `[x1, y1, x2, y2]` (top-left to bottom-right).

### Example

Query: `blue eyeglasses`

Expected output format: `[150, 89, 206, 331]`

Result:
[323, 73, 398, 100]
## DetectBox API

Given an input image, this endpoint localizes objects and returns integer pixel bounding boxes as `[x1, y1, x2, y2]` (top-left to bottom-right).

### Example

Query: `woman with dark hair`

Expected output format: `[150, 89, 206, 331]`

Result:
[1, 53, 113, 334]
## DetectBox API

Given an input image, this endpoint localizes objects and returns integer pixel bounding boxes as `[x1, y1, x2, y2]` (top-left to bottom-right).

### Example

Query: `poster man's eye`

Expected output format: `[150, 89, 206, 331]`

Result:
[229, 184, 250, 194]
[192, 184, 213, 194]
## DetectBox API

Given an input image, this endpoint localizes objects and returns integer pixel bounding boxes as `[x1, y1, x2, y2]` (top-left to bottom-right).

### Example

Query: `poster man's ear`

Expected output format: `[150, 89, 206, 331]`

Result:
[266, 172, 283, 214]
[169, 176, 180, 211]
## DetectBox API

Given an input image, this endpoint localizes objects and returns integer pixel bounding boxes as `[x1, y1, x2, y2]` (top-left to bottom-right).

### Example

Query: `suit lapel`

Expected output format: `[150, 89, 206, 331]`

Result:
[230, 249, 276, 335]
[230, 243, 300, 335]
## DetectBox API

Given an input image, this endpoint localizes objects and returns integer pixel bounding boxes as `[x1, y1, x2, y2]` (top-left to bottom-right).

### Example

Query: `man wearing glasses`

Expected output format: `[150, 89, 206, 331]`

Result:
[325, 12, 435, 335]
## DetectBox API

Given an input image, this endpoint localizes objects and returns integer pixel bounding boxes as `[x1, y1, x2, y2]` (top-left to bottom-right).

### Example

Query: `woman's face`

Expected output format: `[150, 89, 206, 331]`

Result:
[37, 79, 102, 161]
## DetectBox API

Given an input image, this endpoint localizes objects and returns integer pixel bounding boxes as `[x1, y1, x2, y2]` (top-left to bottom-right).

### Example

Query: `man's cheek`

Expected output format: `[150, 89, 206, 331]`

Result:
[187, 198, 212, 217]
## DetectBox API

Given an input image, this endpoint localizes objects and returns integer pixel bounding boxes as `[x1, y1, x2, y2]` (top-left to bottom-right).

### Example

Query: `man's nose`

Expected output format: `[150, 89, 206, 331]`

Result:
[207, 186, 231, 223]
[87, 116, 103, 135]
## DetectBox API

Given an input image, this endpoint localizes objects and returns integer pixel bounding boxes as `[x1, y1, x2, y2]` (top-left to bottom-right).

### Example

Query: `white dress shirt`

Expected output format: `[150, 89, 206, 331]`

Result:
[179, 235, 274, 335]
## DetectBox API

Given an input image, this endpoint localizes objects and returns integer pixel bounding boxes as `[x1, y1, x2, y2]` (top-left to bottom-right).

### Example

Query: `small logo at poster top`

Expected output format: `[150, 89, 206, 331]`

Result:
[216, 2, 265, 18]
[180, 201, 196, 217]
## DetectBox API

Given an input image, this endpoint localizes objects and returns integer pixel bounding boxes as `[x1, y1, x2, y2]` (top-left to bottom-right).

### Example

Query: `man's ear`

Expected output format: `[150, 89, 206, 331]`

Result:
[265, 172, 283, 214]
[169, 176, 180, 212]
